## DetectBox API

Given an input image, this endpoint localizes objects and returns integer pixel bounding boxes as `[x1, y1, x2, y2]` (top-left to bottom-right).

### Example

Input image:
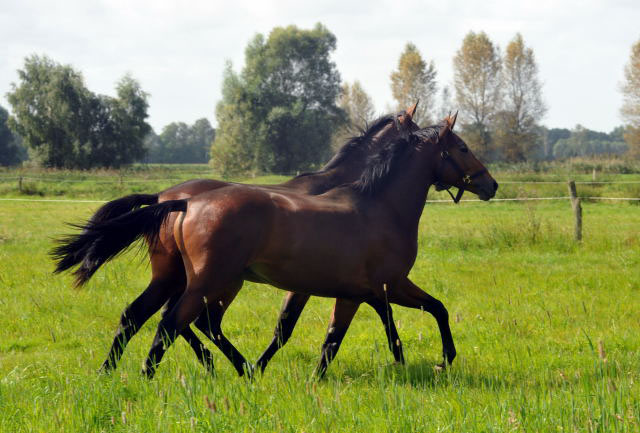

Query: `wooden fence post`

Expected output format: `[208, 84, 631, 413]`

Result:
[18, 176, 23, 193]
[568, 180, 582, 242]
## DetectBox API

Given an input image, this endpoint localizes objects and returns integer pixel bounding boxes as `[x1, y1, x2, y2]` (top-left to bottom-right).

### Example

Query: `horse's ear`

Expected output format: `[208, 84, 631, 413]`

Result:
[396, 110, 414, 137]
[450, 110, 458, 131]
[405, 101, 419, 119]
[438, 116, 451, 140]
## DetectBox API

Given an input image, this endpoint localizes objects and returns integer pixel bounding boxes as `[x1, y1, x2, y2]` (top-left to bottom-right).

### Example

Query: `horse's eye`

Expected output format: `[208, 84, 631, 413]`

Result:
[460, 147, 468, 153]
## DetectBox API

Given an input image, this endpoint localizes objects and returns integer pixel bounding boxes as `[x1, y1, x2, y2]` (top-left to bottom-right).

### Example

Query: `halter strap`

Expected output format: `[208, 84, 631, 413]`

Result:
[437, 150, 487, 204]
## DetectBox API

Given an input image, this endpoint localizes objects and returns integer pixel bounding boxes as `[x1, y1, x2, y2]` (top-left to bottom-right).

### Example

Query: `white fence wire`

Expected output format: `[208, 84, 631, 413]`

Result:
[0, 175, 638, 204]
[1, 196, 639, 205]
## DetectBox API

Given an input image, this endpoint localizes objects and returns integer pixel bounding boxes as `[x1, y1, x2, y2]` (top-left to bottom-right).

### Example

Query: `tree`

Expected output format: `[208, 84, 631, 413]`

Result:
[553, 125, 627, 159]
[7, 55, 94, 168]
[494, 34, 546, 161]
[338, 81, 376, 132]
[148, 118, 215, 163]
[453, 31, 502, 159]
[211, 24, 345, 175]
[7, 55, 149, 168]
[621, 38, 640, 158]
[436, 85, 453, 123]
[390, 43, 437, 125]
[210, 62, 255, 175]
[0, 105, 27, 166]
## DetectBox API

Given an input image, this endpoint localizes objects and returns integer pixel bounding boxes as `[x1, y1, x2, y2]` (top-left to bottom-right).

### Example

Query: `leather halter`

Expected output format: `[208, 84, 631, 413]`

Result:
[435, 150, 487, 204]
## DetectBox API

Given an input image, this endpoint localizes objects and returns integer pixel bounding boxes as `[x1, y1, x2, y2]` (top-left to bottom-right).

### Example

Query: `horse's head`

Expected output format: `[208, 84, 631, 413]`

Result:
[428, 112, 498, 202]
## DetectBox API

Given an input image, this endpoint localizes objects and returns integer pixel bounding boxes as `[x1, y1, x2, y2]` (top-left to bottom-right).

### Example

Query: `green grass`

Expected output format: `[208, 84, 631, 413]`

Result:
[0, 167, 639, 432]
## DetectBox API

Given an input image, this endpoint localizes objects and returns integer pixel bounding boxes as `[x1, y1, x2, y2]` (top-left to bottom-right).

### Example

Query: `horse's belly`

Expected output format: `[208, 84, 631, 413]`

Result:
[246, 262, 371, 299]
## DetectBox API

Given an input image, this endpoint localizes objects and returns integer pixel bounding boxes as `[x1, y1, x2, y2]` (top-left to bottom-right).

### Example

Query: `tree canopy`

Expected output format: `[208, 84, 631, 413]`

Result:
[0, 105, 27, 166]
[211, 24, 345, 175]
[494, 34, 547, 162]
[146, 118, 215, 163]
[338, 81, 376, 132]
[390, 43, 437, 125]
[453, 31, 502, 159]
[7, 55, 150, 169]
[621, 38, 640, 158]
[553, 125, 627, 159]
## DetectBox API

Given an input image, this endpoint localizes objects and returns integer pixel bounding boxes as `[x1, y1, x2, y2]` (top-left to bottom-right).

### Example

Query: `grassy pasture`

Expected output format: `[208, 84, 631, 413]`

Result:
[0, 166, 639, 432]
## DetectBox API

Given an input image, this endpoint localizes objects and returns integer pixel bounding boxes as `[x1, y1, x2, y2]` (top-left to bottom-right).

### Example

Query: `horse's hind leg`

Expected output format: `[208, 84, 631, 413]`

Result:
[142, 288, 208, 378]
[192, 282, 252, 377]
[142, 277, 245, 379]
[315, 298, 360, 379]
[386, 277, 456, 367]
[256, 292, 311, 373]
[366, 298, 405, 364]
[161, 294, 216, 372]
[101, 278, 175, 372]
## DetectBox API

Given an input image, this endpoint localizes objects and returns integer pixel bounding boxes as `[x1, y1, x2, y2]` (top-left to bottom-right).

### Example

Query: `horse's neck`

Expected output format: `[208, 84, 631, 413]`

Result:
[283, 149, 371, 194]
[372, 147, 438, 229]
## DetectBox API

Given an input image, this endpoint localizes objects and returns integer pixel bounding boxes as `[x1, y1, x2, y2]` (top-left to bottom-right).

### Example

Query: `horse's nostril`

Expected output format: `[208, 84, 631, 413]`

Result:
[493, 181, 498, 191]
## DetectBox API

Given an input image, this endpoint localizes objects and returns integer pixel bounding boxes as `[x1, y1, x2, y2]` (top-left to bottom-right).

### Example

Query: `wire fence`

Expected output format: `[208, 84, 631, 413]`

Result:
[0, 176, 186, 184]
[1, 196, 639, 205]
[0, 175, 638, 205]
[1, 176, 640, 185]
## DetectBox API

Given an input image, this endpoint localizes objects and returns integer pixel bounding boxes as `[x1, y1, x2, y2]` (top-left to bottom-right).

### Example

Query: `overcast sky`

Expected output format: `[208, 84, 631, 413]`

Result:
[1, 0, 639, 133]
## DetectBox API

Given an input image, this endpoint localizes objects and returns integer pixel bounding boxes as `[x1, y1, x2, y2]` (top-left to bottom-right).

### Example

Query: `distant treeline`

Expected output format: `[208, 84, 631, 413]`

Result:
[2, 25, 639, 170]
[143, 119, 215, 164]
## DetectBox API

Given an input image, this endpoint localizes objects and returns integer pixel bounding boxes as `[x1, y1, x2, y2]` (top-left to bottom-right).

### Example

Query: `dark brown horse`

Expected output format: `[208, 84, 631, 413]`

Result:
[59, 113, 498, 378]
[52, 107, 421, 376]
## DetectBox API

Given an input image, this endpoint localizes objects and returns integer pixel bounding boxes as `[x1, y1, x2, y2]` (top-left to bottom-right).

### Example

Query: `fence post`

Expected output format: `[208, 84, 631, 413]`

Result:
[18, 176, 23, 193]
[568, 180, 582, 242]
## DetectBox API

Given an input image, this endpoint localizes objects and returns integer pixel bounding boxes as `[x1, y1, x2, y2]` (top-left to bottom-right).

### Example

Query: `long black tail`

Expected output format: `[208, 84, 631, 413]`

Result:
[48, 193, 159, 279]
[89, 193, 158, 225]
[51, 199, 186, 287]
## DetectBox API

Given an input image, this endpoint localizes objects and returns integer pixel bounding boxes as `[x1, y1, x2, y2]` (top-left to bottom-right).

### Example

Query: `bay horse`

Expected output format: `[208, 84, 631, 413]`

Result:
[60, 113, 498, 378]
[52, 107, 421, 376]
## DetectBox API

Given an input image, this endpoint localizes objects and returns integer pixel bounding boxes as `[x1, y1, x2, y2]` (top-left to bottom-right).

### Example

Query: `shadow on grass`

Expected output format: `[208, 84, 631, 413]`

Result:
[337, 360, 513, 391]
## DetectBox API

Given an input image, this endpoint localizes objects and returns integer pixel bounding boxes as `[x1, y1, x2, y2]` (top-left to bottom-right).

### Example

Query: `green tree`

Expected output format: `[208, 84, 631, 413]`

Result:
[7, 55, 94, 168]
[149, 118, 214, 163]
[621, 38, 640, 158]
[0, 105, 27, 166]
[390, 43, 437, 125]
[553, 125, 627, 158]
[7, 55, 149, 168]
[211, 24, 345, 175]
[494, 34, 546, 161]
[338, 81, 375, 132]
[453, 31, 502, 159]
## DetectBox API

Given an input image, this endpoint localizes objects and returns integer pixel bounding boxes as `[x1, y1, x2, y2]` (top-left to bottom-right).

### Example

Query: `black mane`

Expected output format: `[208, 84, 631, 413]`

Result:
[320, 114, 397, 171]
[352, 124, 441, 196]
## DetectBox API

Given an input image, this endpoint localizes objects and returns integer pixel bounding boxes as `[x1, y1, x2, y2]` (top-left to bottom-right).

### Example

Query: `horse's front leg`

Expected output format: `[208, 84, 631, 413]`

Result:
[256, 291, 311, 373]
[314, 298, 360, 378]
[386, 277, 456, 367]
[366, 298, 405, 364]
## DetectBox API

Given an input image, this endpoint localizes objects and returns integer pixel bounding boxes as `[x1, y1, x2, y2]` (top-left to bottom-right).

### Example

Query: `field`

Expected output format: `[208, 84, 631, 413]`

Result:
[0, 164, 639, 432]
